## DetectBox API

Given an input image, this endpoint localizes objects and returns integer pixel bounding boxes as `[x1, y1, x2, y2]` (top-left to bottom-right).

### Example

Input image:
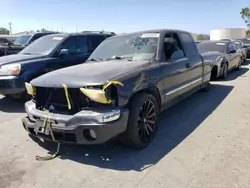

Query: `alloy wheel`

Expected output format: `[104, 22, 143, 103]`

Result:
[138, 100, 156, 143]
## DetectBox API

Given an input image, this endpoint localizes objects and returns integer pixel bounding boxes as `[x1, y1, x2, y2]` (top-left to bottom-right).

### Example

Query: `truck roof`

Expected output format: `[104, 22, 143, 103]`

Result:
[46, 32, 115, 38]
[112, 29, 191, 38]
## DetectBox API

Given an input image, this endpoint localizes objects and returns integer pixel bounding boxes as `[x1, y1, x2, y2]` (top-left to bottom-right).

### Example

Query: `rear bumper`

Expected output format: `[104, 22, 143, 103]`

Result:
[22, 101, 129, 144]
[0, 76, 25, 95]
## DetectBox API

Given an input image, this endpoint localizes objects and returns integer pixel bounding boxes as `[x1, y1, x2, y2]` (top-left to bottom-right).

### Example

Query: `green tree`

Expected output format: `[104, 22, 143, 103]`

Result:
[0, 27, 10, 35]
[240, 7, 250, 27]
[196, 34, 205, 41]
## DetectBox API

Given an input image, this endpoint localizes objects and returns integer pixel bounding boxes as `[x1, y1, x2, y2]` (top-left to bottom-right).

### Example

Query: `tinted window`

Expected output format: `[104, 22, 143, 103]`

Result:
[87, 35, 105, 53]
[61, 36, 79, 54]
[164, 33, 184, 60]
[29, 34, 43, 43]
[197, 42, 226, 53]
[77, 36, 88, 53]
[180, 33, 197, 56]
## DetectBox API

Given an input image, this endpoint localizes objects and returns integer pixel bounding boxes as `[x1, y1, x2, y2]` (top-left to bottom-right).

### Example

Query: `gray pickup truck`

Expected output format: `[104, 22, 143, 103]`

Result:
[22, 29, 217, 149]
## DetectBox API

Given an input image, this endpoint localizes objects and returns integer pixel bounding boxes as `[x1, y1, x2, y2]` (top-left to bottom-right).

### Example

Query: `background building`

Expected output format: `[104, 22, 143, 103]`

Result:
[210, 28, 246, 40]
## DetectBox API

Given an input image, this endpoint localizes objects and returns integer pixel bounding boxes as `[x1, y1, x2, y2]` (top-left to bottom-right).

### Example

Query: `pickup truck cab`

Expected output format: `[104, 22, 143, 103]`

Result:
[0, 31, 115, 98]
[22, 29, 214, 149]
[197, 40, 242, 80]
[0, 32, 58, 56]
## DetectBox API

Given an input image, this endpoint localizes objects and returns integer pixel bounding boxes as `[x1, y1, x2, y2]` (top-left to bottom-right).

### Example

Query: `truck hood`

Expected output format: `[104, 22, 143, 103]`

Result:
[31, 60, 151, 88]
[0, 54, 45, 66]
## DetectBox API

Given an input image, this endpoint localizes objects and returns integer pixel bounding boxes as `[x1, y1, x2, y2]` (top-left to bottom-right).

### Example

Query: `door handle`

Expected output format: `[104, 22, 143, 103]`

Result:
[185, 63, 191, 68]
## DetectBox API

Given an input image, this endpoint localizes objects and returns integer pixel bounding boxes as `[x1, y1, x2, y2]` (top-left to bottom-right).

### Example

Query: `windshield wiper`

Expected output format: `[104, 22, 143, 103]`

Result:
[86, 58, 102, 62]
[106, 56, 133, 61]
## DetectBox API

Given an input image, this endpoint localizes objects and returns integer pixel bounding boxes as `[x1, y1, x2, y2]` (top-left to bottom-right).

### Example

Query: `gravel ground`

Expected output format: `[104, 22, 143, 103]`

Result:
[0, 60, 250, 188]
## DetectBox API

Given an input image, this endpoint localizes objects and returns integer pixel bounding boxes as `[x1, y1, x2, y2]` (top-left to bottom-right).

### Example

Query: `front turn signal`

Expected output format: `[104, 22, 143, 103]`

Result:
[80, 80, 123, 104]
[25, 82, 36, 95]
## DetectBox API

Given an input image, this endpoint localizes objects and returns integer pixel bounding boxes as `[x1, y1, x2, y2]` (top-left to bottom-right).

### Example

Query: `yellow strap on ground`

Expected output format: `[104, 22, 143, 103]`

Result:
[62, 84, 71, 110]
[35, 113, 61, 161]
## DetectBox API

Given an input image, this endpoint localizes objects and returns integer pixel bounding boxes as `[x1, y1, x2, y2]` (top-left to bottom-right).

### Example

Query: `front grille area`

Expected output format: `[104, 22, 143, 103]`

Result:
[34, 87, 109, 115]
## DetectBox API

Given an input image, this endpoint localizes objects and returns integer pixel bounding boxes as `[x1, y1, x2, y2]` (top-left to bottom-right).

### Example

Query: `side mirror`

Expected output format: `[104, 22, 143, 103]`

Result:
[228, 49, 236, 54]
[243, 45, 248, 48]
[59, 49, 69, 56]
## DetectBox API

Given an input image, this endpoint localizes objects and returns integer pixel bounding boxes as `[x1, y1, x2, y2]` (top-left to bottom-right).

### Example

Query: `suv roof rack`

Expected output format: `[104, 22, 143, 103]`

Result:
[81, 30, 115, 35]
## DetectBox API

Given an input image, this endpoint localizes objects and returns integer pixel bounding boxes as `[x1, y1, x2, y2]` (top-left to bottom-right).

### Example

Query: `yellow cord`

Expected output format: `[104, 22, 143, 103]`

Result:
[62, 84, 71, 110]
[35, 113, 61, 161]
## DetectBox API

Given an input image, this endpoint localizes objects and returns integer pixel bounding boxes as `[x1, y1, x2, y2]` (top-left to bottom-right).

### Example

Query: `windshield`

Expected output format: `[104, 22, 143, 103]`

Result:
[197, 42, 226, 53]
[14, 35, 32, 45]
[19, 35, 64, 55]
[88, 33, 159, 61]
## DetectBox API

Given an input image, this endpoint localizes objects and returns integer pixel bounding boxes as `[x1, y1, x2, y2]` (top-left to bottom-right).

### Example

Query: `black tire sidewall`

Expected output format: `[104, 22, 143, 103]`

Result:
[123, 92, 159, 149]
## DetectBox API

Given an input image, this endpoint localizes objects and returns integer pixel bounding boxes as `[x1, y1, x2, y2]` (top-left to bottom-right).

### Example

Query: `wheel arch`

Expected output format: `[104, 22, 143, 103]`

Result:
[125, 84, 162, 112]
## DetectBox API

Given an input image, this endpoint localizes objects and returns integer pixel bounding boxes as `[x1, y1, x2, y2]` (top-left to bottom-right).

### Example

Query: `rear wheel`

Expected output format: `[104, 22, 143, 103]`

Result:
[121, 92, 159, 149]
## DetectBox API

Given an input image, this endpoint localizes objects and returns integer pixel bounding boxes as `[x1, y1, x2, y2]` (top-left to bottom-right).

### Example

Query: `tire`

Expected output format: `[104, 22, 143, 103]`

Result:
[120, 92, 159, 149]
[222, 63, 228, 79]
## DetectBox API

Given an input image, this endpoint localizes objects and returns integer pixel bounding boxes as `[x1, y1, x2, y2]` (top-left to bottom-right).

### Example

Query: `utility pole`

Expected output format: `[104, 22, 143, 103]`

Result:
[8, 22, 12, 35]
[76, 25, 78, 33]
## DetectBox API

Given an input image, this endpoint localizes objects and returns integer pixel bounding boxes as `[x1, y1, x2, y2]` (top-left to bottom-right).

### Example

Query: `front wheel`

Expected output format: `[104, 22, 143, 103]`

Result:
[222, 63, 228, 79]
[120, 92, 159, 149]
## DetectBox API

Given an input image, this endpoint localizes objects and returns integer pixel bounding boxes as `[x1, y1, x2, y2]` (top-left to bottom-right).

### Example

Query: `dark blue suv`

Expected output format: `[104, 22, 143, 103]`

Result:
[0, 31, 115, 99]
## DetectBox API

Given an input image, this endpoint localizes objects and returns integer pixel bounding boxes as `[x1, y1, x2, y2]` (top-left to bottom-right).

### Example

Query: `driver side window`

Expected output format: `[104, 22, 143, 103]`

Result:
[61, 36, 79, 54]
[164, 33, 184, 60]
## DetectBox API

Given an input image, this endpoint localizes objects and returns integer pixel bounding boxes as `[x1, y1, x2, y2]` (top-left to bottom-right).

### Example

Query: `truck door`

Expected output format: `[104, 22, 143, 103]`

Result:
[179, 32, 204, 91]
[159, 32, 192, 107]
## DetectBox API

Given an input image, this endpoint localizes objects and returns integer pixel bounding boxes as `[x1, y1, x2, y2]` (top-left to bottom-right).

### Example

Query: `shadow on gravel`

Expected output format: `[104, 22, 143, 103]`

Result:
[242, 59, 250, 66]
[217, 67, 249, 81]
[215, 59, 250, 82]
[0, 96, 25, 113]
[33, 84, 234, 172]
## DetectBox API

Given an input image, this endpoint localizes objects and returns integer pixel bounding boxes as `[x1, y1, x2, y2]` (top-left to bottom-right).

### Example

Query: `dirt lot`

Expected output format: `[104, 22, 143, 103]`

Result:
[0, 60, 250, 188]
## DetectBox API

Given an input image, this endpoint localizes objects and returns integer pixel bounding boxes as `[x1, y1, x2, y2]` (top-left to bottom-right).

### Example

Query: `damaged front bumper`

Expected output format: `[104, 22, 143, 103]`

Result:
[22, 101, 129, 144]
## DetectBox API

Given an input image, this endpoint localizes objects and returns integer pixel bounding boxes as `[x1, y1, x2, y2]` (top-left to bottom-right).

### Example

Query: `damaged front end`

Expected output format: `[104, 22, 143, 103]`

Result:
[23, 81, 129, 144]
[25, 81, 123, 115]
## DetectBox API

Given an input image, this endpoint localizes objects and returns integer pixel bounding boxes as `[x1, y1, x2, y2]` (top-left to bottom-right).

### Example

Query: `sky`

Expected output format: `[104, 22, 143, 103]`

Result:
[0, 0, 249, 35]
